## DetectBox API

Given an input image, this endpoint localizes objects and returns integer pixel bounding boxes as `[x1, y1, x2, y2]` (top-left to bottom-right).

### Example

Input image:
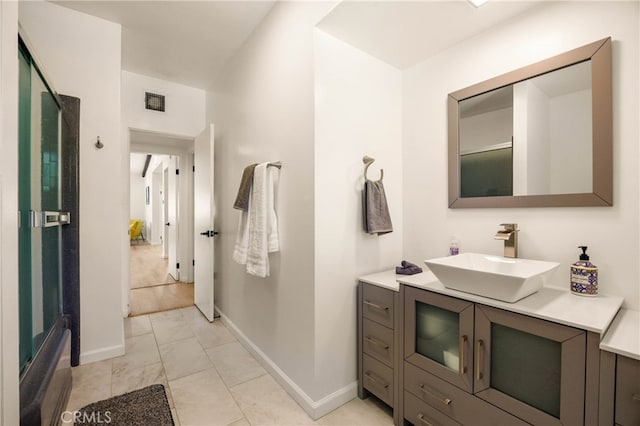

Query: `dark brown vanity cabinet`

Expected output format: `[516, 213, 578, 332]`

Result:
[402, 285, 590, 426]
[615, 355, 640, 425]
[358, 282, 401, 424]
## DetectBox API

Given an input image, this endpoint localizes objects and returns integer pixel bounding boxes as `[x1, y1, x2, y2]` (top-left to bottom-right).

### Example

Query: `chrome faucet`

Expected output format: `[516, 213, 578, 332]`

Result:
[495, 223, 518, 258]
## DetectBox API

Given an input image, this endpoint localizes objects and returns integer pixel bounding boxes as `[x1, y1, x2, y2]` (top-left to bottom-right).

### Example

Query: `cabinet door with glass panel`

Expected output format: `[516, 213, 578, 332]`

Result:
[474, 305, 586, 425]
[404, 287, 588, 425]
[404, 286, 474, 392]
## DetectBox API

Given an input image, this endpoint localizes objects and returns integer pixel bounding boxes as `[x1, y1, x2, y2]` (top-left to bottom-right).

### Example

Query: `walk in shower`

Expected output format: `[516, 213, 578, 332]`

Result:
[18, 34, 78, 425]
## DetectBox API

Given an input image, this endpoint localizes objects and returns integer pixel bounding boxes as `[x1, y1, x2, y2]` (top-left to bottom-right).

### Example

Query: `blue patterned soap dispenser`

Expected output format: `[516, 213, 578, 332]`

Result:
[570, 246, 598, 296]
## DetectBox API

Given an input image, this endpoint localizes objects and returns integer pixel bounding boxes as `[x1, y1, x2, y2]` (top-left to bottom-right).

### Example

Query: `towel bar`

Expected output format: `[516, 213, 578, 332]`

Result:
[363, 156, 383, 181]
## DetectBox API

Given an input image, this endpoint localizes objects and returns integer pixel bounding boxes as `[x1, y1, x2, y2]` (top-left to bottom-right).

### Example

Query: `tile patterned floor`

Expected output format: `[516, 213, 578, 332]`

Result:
[65, 306, 393, 425]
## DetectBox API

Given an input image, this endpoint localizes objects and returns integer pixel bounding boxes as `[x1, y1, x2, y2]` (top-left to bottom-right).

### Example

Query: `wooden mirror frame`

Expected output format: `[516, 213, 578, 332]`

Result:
[448, 37, 612, 208]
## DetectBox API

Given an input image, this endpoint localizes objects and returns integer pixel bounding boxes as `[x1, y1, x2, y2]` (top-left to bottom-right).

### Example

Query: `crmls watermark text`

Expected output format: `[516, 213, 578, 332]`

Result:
[61, 410, 112, 424]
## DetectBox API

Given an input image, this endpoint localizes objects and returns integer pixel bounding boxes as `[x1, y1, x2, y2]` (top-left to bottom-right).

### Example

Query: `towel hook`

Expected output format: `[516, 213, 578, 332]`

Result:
[363, 156, 383, 181]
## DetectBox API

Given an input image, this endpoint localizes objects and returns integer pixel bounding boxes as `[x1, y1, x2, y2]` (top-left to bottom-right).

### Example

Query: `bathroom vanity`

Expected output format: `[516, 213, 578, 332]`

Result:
[599, 309, 640, 426]
[357, 273, 401, 425]
[358, 269, 630, 426]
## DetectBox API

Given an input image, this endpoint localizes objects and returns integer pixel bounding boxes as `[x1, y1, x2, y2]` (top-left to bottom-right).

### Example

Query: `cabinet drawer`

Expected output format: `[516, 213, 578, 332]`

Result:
[616, 355, 640, 426]
[363, 354, 393, 406]
[404, 391, 461, 426]
[404, 362, 528, 426]
[363, 318, 393, 367]
[362, 283, 394, 328]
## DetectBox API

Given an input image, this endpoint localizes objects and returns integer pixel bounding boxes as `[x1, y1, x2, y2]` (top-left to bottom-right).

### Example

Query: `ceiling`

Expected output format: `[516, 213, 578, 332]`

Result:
[317, 0, 544, 70]
[55, 0, 550, 173]
[51, 1, 547, 90]
[129, 129, 193, 174]
[54, 0, 276, 89]
[130, 152, 149, 175]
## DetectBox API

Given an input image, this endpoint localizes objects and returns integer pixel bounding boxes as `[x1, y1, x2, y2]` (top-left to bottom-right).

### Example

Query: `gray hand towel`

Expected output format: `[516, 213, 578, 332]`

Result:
[364, 179, 393, 235]
[396, 260, 423, 275]
[233, 163, 258, 211]
[396, 265, 422, 275]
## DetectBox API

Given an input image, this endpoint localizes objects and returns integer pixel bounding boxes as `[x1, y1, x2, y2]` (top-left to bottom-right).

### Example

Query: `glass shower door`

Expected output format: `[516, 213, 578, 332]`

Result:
[18, 42, 64, 375]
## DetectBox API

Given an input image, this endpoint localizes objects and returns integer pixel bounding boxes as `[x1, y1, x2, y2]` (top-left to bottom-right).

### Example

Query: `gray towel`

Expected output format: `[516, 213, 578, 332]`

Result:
[233, 163, 258, 211]
[364, 180, 393, 235]
[396, 260, 423, 275]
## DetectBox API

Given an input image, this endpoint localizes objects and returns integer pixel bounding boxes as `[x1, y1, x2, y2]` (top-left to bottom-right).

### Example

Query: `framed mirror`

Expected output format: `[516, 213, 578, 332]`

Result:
[448, 37, 612, 208]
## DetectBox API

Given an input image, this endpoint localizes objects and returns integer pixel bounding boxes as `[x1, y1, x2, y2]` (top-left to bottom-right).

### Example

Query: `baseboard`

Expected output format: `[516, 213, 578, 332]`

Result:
[79, 344, 125, 365]
[215, 306, 357, 420]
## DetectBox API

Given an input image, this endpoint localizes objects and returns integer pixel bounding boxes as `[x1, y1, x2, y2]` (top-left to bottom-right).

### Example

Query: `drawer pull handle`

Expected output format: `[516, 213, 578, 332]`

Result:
[476, 339, 484, 381]
[633, 394, 640, 403]
[363, 300, 389, 311]
[459, 335, 467, 374]
[364, 371, 389, 389]
[416, 413, 435, 426]
[419, 384, 452, 405]
[365, 335, 389, 350]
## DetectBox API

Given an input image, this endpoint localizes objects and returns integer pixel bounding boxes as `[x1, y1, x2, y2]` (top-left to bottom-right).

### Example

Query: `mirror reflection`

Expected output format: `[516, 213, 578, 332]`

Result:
[459, 61, 592, 198]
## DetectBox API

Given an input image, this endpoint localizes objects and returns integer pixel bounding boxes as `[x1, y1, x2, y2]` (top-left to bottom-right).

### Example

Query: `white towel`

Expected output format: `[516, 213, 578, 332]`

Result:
[233, 163, 280, 277]
[232, 193, 251, 265]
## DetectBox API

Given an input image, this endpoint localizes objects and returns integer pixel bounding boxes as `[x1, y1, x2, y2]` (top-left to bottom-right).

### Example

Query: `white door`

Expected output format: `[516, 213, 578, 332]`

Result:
[167, 156, 179, 280]
[194, 124, 215, 321]
[162, 167, 169, 258]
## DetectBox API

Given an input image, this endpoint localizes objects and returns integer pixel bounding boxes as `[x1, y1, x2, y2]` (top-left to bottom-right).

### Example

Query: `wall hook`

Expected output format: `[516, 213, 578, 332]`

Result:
[95, 136, 104, 149]
[363, 155, 383, 181]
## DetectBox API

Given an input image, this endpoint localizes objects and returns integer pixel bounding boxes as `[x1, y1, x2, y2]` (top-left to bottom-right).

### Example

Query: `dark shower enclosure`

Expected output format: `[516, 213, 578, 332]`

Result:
[18, 36, 80, 426]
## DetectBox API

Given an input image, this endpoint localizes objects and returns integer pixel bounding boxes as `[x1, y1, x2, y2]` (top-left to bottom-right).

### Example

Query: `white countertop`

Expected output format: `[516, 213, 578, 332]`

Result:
[358, 269, 401, 292]
[359, 269, 623, 335]
[600, 309, 640, 360]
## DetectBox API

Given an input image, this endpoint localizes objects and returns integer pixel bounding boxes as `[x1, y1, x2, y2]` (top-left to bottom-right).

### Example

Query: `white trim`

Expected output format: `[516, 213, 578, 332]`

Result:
[1, 2, 20, 423]
[79, 344, 125, 366]
[216, 307, 357, 420]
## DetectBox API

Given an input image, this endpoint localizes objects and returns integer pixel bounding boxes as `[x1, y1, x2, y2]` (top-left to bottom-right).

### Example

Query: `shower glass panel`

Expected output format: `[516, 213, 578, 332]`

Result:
[18, 42, 63, 376]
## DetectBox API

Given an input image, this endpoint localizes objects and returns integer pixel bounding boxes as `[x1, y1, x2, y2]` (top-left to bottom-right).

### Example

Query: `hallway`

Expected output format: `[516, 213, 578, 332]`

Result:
[130, 243, 194, 316]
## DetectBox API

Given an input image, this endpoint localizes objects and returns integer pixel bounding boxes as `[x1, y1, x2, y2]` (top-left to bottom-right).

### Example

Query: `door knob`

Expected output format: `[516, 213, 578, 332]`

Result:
[199, 230, 218, 238]
[165, 222, 170, 226]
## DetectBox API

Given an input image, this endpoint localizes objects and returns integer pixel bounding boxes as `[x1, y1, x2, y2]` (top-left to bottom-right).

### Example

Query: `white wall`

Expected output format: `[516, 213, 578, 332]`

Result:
[549, 89, 592, 194]
[460, 107, 512, 153]
[314, 29, 402, 401]
[207, 1, 340, 417]
[19, 1, 125, 363]
[122, 70, 206, 137]
[0, 1, 20, 422]
[524, 80, 550, 195]
[130, 171, 146, 220]
[403, 1, 640, 309]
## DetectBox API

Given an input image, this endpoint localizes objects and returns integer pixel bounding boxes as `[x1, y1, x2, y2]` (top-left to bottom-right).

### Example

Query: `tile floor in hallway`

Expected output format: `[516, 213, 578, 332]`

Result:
[65, 306, 393, 425]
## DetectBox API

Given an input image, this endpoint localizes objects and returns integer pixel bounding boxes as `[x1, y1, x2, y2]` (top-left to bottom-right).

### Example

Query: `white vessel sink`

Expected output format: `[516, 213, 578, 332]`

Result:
[424, 253, 560, 303]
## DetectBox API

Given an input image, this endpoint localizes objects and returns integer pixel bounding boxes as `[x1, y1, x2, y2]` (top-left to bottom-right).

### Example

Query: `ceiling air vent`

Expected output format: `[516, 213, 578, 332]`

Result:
[145, 92, 165, 112]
